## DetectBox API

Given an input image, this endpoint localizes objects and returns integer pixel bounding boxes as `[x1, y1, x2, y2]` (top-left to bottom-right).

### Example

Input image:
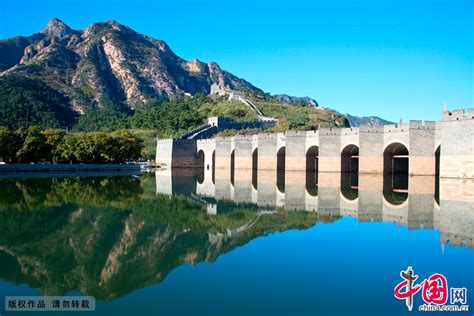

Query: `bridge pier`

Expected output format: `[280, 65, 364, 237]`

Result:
[214, 137, 233, 169]
[318, 128, 342, 173]
[439, 109, 474, 179]
[359, 126, 385, 174]
[408, 121, 436, 176]
[234, 135, 255, 169]
[285, 131, 307, 171]
[257, 169, 278, 208]
[257, 133, 279, 170]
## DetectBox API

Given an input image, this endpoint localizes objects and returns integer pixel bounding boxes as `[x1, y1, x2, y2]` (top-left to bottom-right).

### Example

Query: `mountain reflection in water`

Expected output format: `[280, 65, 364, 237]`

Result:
[0, 169, 472, 305]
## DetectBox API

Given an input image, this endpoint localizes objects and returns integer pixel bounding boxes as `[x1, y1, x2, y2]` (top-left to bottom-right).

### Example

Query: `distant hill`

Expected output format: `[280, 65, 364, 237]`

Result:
[345, 114, 394, 127]
[273, 94, 319, 108]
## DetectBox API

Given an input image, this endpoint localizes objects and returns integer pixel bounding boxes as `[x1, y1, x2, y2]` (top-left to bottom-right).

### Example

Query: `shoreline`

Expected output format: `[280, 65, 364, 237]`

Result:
[0, 163, 149, 173]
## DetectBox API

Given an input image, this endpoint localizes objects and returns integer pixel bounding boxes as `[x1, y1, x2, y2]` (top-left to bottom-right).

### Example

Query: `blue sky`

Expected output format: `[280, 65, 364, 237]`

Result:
[0, 0, 472, 121]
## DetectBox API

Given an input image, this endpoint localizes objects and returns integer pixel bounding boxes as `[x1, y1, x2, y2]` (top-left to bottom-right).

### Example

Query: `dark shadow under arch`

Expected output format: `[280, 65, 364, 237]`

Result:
[383, 173, 408, 205]
[306, 171, 318, 196]
[384, 142, 409, 175]
[252, 148, 258, 190]
[341, 144, 359, 173]
[230, 149, 235, 186]
[276, 147, 286, 193]
[212, 150, 216, 185]
[277, 146, 286, 170]
[305, 146, 319, 196]
[435, 145, 440, 205]
[196, 150, 205, 184]
[306, 146, 319, 172]
[341, 172, 358, 200]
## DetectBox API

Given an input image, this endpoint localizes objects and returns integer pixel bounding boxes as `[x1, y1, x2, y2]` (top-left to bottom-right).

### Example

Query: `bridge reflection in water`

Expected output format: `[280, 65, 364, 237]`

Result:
[156, 169, 474, 249]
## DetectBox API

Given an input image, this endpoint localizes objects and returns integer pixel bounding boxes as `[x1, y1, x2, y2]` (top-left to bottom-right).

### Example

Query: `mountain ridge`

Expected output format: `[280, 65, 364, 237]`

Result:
[0, 18, 262, 112]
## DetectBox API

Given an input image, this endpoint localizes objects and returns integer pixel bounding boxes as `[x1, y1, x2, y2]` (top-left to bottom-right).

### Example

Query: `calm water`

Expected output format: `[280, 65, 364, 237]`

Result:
[0, 169, 472, 316]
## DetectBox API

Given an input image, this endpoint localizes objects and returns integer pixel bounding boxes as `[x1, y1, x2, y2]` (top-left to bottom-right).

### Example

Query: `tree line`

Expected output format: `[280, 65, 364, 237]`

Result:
[0, 126, 143, 164]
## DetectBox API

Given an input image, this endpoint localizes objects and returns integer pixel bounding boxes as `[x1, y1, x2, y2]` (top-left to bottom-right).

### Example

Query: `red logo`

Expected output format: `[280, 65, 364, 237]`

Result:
[394, 267, 448, 311]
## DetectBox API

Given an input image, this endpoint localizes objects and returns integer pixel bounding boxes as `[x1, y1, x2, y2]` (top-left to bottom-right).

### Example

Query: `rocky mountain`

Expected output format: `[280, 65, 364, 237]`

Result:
[273, 94, 319, 108]
[345, 114, 394, 127]
[0, 18, 261, 113]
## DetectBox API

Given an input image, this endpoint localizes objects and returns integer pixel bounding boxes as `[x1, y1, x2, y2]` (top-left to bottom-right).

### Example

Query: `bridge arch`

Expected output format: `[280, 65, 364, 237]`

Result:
[341, 144, 359, 173]
[277, 146, 286, 170]
[384, 142, 409, 175]
[306, 146, 319, 172]
[230, 149, 235, 186]
[305, 172, 318, 197]
[276, 146, 286, 193]
[212, 150, 216, 185]
[435, 145, 441, 178]
[252, 148, 258, 170]
[435, 145, 441, 205]
[252, 148, 258, 190]
[305, 145, 319, 196]
[196, 149, 205, 184]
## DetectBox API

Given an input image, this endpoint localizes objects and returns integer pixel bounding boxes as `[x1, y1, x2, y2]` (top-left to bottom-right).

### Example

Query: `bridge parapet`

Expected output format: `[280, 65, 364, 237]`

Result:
[383, 123, 409, 133]
[284, 130, 307, 138]
[409, 120, 436, 130]
[215, 136, 235, 142]
[234, 134, 255, 141]
[197, 138, 217, 144]
[319, 127, 342, 136]
[360, 125, 384, 133]
[257, 132, 278, 140]
[341, 127, 359, 136]
[306, 130, 319, 137]
[468, 108, 474, 118]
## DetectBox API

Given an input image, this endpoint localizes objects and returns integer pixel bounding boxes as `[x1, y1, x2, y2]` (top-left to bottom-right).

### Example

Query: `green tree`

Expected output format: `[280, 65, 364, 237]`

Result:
[0, 75, 76, 129]
[74, 108, 130, 132]
[42, 129, 66, 163]
[108, 130, 143, 162]
[287, 111, 310, 129]
[0, 126, 21, 162]
[15, 127, 49, 163]
[56, 134, 79, 163]
[209, 101, 256, 122]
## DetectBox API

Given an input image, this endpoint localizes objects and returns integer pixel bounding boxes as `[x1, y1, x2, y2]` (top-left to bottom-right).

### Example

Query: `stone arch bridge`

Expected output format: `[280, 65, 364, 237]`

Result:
[156, 108, 474, 179]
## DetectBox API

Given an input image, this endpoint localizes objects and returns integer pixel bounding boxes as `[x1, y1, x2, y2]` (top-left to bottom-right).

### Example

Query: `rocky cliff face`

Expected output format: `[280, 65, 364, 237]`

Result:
[273, 94, 319, 108]
[0, 18, 261, 112]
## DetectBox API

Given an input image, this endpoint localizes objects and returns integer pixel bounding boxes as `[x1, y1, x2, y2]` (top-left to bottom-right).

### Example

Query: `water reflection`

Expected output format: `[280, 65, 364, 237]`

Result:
[0, 170, 472, 306]
[0, 173, 332, 301]
[383, 173, 409, 205]
[160, 168, 473, 249]
[341, 172, 358, 201]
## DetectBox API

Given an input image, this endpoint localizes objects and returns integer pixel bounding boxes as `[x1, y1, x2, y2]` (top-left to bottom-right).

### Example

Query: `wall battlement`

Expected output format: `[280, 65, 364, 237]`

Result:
[442, 108, 474, 121]
[409, 120, 436, 130]
[341, 127, 359, 136]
